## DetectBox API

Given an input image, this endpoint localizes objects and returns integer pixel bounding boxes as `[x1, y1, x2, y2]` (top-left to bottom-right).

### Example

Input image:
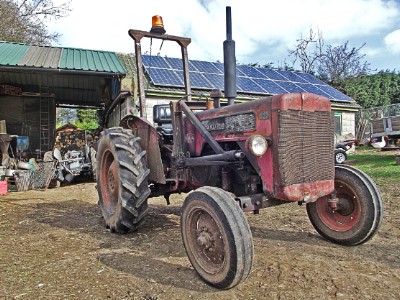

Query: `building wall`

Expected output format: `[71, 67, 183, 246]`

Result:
[143, 98, 170, 124]
[341, 112, 356, 136]
[0, 95, 56, 156]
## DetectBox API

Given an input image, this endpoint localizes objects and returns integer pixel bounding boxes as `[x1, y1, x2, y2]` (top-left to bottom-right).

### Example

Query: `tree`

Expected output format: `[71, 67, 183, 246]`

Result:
[0, 0, 70, 45]
[288, 28, 324, 75]
[75, 109, 100, 131]
[288, 29, 371, 83]
[340, 72, 400, 108]
[56, 107, 76, 127]
[317, 42, 370, 84]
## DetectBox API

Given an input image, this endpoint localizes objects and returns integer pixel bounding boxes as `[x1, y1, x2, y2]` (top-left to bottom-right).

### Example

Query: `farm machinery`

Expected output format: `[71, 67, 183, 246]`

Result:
[95, 8, 383, 289]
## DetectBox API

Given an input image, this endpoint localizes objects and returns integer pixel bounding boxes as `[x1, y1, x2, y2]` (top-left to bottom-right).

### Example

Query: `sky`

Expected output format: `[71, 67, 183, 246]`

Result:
[48, 0, 400, 72]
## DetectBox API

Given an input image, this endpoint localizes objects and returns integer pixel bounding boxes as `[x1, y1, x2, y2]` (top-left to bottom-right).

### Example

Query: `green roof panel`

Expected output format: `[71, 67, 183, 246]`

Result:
[0, 41, 126, 75]
[60, 48, 126, 73]
[0, 42, 30, 66]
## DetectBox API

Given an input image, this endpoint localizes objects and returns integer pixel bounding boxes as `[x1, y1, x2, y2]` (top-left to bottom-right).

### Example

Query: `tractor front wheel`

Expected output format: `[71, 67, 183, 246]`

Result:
[307, 165, 383, 245]
[97, 127, 150, 233]
[181, 186, 254, 289]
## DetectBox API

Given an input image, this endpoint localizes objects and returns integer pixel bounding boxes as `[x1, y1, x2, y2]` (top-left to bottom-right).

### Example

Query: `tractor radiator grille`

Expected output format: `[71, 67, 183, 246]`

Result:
[277, 110, 335, 186]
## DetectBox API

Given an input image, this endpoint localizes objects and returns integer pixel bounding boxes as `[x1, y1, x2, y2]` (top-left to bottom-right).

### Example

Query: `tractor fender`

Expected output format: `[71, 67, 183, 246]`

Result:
[119, 115, 166, 184]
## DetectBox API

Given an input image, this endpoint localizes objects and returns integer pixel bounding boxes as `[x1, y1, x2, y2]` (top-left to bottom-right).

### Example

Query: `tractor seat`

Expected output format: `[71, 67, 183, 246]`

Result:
[153, 104, 173, 136]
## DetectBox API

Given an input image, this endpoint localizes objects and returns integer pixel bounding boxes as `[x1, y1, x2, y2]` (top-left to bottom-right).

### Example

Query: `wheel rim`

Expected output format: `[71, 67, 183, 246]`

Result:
[99, 149, 119, 214]
[315, 179, 361, 231]
[336, 152, 346, 164]
[185, 206, 227, 276]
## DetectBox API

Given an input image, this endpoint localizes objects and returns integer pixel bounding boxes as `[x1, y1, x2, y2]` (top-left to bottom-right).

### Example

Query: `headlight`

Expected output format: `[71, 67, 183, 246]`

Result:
[248, 135, 268, 157]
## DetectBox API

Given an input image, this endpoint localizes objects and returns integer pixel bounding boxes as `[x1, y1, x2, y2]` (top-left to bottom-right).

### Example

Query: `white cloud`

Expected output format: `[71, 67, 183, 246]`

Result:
[47, 0, 400, 70]
[384, 29, 400, 53]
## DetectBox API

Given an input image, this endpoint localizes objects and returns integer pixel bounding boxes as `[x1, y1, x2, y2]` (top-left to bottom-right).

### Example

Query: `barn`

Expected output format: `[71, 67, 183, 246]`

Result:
[0, 41, 126, 158]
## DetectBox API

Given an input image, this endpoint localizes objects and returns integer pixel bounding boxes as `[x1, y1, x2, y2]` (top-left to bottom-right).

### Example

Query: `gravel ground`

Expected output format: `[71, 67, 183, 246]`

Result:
[0, 155, 399, 300]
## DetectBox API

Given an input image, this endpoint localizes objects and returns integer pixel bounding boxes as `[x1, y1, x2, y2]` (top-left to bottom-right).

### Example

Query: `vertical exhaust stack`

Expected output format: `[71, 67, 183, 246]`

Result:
[223, 6, 237, 105]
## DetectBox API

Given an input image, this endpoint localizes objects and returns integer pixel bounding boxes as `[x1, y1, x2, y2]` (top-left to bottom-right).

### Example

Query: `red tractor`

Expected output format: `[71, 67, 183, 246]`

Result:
[96, 8, 383, 289]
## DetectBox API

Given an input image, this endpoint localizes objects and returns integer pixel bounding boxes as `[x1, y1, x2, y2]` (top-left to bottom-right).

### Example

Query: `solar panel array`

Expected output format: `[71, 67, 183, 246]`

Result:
[142, 55, 353, 102]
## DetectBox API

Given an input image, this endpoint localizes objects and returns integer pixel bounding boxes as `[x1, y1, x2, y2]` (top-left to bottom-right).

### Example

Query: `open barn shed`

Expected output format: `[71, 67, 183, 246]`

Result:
[0, 41, 126, 157]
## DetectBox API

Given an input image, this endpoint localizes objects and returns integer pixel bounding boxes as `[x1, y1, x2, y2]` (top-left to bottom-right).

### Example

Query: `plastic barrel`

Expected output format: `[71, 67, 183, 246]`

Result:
[0, 180, 7, 196]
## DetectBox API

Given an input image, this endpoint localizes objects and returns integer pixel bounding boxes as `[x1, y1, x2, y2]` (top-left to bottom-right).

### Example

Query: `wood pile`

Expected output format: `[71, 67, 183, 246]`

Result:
[0, 85, 22, 96]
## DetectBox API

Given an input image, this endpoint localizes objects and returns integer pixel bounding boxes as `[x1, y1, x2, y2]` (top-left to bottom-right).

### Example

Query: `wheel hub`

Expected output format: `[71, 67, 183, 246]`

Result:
[108, 168, 116, 192]
[197, 228, 214, 250]
[336, 195, 355, 216]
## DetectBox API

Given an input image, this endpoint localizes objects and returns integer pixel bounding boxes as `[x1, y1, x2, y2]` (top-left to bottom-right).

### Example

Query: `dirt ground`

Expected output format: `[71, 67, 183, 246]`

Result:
[1, 159, 399, 299]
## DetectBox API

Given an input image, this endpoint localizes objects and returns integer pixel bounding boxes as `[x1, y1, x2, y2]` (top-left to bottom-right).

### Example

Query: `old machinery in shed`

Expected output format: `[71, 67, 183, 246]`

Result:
[95, 7, 383, 289]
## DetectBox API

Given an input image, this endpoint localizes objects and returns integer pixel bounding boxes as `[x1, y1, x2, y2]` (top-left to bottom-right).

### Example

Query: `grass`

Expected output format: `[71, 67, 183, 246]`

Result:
[347, 146, 400, 186]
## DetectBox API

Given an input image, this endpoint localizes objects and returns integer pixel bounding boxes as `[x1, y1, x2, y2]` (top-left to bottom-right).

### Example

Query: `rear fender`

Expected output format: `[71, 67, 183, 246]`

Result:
[119, 115, 166, 184]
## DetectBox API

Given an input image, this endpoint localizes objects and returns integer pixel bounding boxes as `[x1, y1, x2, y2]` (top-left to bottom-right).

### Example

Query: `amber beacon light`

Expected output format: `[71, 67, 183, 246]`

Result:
[150, 15, 166, 34]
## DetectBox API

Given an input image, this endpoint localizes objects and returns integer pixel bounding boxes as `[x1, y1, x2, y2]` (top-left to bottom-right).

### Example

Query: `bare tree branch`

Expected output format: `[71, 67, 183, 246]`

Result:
[288, 28, 324, 74]
[0, 0, 70, 45]
[288, 28, 371, 83]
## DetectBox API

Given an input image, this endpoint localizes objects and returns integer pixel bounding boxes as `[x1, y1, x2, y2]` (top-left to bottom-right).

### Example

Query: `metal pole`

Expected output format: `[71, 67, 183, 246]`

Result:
[223, 6, 237, 105]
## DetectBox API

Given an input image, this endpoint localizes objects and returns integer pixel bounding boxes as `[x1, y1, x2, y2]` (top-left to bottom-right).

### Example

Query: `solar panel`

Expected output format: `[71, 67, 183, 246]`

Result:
[203, 73, 224, 89]
[252, 78, 287, 94]
[296, 83, 332, 98]
[165, 57, 184, 70]
[295, 72, 326, 85]
[256, 68, 288, 81]
[176, 71, 214, 89]
[190, 60, 221, 74]
[237, 77, 265, 93]
[142, 55, 169, 68]
[212, 62, 224, 74]
[279, 81, 304, 93]
[141, 55, 353, 102]
[276, 70, 308, 83]
[237, 65, 265, 78]
[316, 85, 353, 101]
[147, 68, 182, 86]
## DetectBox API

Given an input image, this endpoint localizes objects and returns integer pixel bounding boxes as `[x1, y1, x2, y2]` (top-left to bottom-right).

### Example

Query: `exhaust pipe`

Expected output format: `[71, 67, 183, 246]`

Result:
[223, 6, 237, 105]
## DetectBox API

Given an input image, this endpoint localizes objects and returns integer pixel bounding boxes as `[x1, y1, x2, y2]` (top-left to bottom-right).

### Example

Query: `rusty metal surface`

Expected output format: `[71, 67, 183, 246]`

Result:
[186, 97, 272, 156]
[275, 180, 334, 202]
[128, 29, 192, 117]
[121, 115, 166, 184]
[30, 161, 56, 190]
[271, 93, 334, 201]
[186, 92, 335, 202]
[277, 110, 334, 186]
[184, 202, 226, 275]
[180, 101, 224, 155]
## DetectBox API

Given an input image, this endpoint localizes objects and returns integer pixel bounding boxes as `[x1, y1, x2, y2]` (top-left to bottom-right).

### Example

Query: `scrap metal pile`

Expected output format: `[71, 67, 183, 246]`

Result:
[0, 121, 98, 193]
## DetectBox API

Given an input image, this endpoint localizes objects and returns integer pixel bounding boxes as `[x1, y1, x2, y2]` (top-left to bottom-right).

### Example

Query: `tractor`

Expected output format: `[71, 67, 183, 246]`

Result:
[95, 8, 383, 289]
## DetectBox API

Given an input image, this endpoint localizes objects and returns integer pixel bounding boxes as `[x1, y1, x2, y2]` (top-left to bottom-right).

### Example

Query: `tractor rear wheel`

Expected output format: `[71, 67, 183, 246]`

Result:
[97, 127, 150, 233]
[307, 165, 383, 245]
[181, 186, 254, 289]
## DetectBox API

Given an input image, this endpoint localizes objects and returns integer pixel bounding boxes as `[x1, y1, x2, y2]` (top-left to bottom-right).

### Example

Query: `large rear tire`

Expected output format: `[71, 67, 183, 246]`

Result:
[97, 127, 151, 233]
[181, 186, 254, 289]
[307, 165, 383, 245]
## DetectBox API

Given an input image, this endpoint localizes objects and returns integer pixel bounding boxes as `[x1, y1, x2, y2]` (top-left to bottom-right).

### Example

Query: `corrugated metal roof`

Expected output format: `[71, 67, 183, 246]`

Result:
[60, 48, 125, 72]
[19, 46, 62, 68]
[0, 42, 30, 65]
[0, 41, 126, 74]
